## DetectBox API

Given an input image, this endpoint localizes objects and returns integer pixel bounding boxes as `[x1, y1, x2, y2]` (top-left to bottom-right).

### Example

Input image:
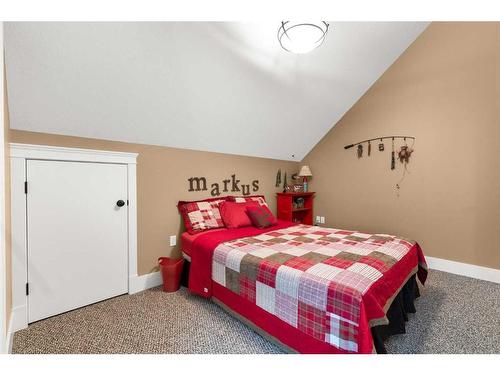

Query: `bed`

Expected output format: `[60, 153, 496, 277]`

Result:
[179, 218, 427, 354]
[177, 195, 427, 353]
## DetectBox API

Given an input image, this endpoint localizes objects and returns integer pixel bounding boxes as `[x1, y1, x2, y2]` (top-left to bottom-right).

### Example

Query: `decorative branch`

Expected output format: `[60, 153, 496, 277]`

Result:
[344, 135, 417, 196]
[344, 136, 415, 150]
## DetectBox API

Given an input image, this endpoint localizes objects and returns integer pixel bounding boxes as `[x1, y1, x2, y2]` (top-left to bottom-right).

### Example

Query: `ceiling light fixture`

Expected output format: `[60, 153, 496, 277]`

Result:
[277, 21, 329, 54]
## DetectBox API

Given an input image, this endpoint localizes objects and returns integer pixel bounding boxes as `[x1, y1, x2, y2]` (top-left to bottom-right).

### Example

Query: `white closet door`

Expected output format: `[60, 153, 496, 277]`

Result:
[27, 160, 128, 322]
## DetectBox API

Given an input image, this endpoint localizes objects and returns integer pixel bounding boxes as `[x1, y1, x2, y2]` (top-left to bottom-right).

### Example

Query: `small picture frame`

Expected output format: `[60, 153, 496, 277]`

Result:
[292, 184, 303, 192]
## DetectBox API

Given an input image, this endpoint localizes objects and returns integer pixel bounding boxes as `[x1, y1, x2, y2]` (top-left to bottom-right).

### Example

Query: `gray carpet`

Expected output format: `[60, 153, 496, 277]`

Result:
[12, 270, 500, 354]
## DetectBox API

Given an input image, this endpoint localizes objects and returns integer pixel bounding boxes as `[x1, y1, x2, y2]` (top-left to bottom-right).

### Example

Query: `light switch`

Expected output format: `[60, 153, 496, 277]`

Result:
[320, 216, 325, 224]
[169, 235, 177, 246]
[316, 216, 321, 224]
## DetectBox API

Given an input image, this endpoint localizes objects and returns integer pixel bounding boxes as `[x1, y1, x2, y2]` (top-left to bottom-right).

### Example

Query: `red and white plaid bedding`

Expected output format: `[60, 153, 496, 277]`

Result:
[228, 195, 268, 206]
[211, 224, 427, 353]
[179, 199, 225, 233]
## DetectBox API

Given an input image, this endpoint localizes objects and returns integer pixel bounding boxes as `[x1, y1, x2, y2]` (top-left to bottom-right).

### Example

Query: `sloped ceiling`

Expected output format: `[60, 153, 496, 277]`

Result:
[4, 22, 429, 161]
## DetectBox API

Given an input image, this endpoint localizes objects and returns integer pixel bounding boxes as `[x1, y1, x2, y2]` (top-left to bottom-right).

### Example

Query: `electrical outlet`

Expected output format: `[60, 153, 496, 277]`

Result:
[320, 216, 325, 224]
[169, 235, 177, 247]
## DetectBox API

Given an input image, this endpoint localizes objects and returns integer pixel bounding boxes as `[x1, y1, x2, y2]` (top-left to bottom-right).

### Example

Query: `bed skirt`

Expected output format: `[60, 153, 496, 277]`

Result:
[181, 259, 420, 354]
[371, 274, 420, 353]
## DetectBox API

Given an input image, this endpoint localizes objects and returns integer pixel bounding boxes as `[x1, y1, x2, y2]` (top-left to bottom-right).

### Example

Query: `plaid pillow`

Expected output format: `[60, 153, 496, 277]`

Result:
[246, 204, 278, 229]
[228, 195, 268, 207]
[178, 199, 226, 234]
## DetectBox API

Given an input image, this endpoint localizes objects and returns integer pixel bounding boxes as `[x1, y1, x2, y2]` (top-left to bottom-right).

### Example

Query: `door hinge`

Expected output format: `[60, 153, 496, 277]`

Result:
[26, 283, 29, 296]
[24, 181, 28, 194]
[127, 200, 129, 206]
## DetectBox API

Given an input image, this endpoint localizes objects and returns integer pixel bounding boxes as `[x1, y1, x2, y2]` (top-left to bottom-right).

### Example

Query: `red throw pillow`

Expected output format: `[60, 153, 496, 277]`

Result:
[219, 201, 259, 229]
[246, 204, 278, 229]
[178, 198, 226, 234]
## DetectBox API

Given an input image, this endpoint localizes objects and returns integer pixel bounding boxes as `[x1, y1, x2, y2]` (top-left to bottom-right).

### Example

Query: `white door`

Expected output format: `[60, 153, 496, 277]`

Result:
[26, 159, 129, 323]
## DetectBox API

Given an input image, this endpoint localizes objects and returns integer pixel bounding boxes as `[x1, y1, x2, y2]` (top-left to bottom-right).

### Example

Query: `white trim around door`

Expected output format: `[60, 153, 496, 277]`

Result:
[1, 21, 7, 354]
[9, 143, 138, 333]
[10, 143, 138, 164]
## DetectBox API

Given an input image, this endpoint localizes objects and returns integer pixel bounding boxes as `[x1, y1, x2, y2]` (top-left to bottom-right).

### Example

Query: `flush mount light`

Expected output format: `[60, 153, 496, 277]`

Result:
[278, 21, 329, 54]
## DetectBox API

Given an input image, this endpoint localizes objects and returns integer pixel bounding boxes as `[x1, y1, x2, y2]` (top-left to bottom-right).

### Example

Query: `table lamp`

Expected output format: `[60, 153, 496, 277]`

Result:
[298, 166, 312, 192]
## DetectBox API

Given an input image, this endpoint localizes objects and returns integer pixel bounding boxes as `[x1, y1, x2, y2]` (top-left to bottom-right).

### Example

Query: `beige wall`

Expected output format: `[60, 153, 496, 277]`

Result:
[304, 22, 500, 269]
[9, 130, 298, 275]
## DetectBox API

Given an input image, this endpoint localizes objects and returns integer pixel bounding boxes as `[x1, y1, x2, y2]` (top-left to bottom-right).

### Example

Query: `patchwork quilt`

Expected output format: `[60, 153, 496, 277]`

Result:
[211, 224, 427, 353]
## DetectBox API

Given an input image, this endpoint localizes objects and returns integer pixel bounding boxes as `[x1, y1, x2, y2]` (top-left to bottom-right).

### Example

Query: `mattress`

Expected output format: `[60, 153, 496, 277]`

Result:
[181, 228, 226, 259]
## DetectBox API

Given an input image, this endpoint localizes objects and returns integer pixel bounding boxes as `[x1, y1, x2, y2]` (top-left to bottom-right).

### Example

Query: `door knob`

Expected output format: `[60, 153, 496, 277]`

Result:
[116, 200, 125, 207]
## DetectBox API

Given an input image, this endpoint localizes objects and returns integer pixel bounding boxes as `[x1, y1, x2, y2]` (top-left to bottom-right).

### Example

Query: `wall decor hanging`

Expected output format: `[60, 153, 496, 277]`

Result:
[398, 145, 413, 163]
[344, 135, 416, 195]
[395, 140, 415, 196]
[275, 169, 282, 187]
[357, 144, 363, 158]
[391, 137, 396, 170]
[282, 172, 289, 193]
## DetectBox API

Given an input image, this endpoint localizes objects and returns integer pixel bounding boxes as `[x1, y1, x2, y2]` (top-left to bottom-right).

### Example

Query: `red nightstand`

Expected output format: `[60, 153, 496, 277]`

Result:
[276, 192, 315, 225]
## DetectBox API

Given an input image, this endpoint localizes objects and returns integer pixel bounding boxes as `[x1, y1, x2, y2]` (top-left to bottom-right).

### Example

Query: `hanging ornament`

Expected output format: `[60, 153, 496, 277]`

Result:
[395, 138, 416, 196]
[378, 139, 384, 151]
[283, 172, 289, 193]
[391, 138, 395, 170]
[398, 145, 414, 163]
[368, 140, 371, 156]
[357, 144, 363, 158]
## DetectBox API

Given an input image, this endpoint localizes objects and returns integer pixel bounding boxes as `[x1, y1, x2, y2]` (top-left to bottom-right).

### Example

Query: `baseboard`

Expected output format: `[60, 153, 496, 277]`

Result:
[426, 256, 500, 284]
[128, 271, 163, 294]
[9, 305, 28, 333]
[6, 314, 14, 354]
[5, 305, 28, 351]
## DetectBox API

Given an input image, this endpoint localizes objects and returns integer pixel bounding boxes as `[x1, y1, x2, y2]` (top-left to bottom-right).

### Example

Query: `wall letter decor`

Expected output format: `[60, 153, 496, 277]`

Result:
[188, 175, 260, 197]
[188, 177, 207, 192]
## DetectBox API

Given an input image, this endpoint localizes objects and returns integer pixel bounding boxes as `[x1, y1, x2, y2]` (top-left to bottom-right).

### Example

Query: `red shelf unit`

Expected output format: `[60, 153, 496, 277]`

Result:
[276, 192, 315, 225]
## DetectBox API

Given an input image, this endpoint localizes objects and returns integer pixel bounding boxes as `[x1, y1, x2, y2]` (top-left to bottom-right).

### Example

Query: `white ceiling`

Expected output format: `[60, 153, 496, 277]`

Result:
[4, 22, 429, 161]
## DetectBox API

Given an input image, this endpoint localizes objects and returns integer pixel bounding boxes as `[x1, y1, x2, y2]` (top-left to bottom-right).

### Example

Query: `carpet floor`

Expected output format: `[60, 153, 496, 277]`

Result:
[12, 270, 500, 354]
